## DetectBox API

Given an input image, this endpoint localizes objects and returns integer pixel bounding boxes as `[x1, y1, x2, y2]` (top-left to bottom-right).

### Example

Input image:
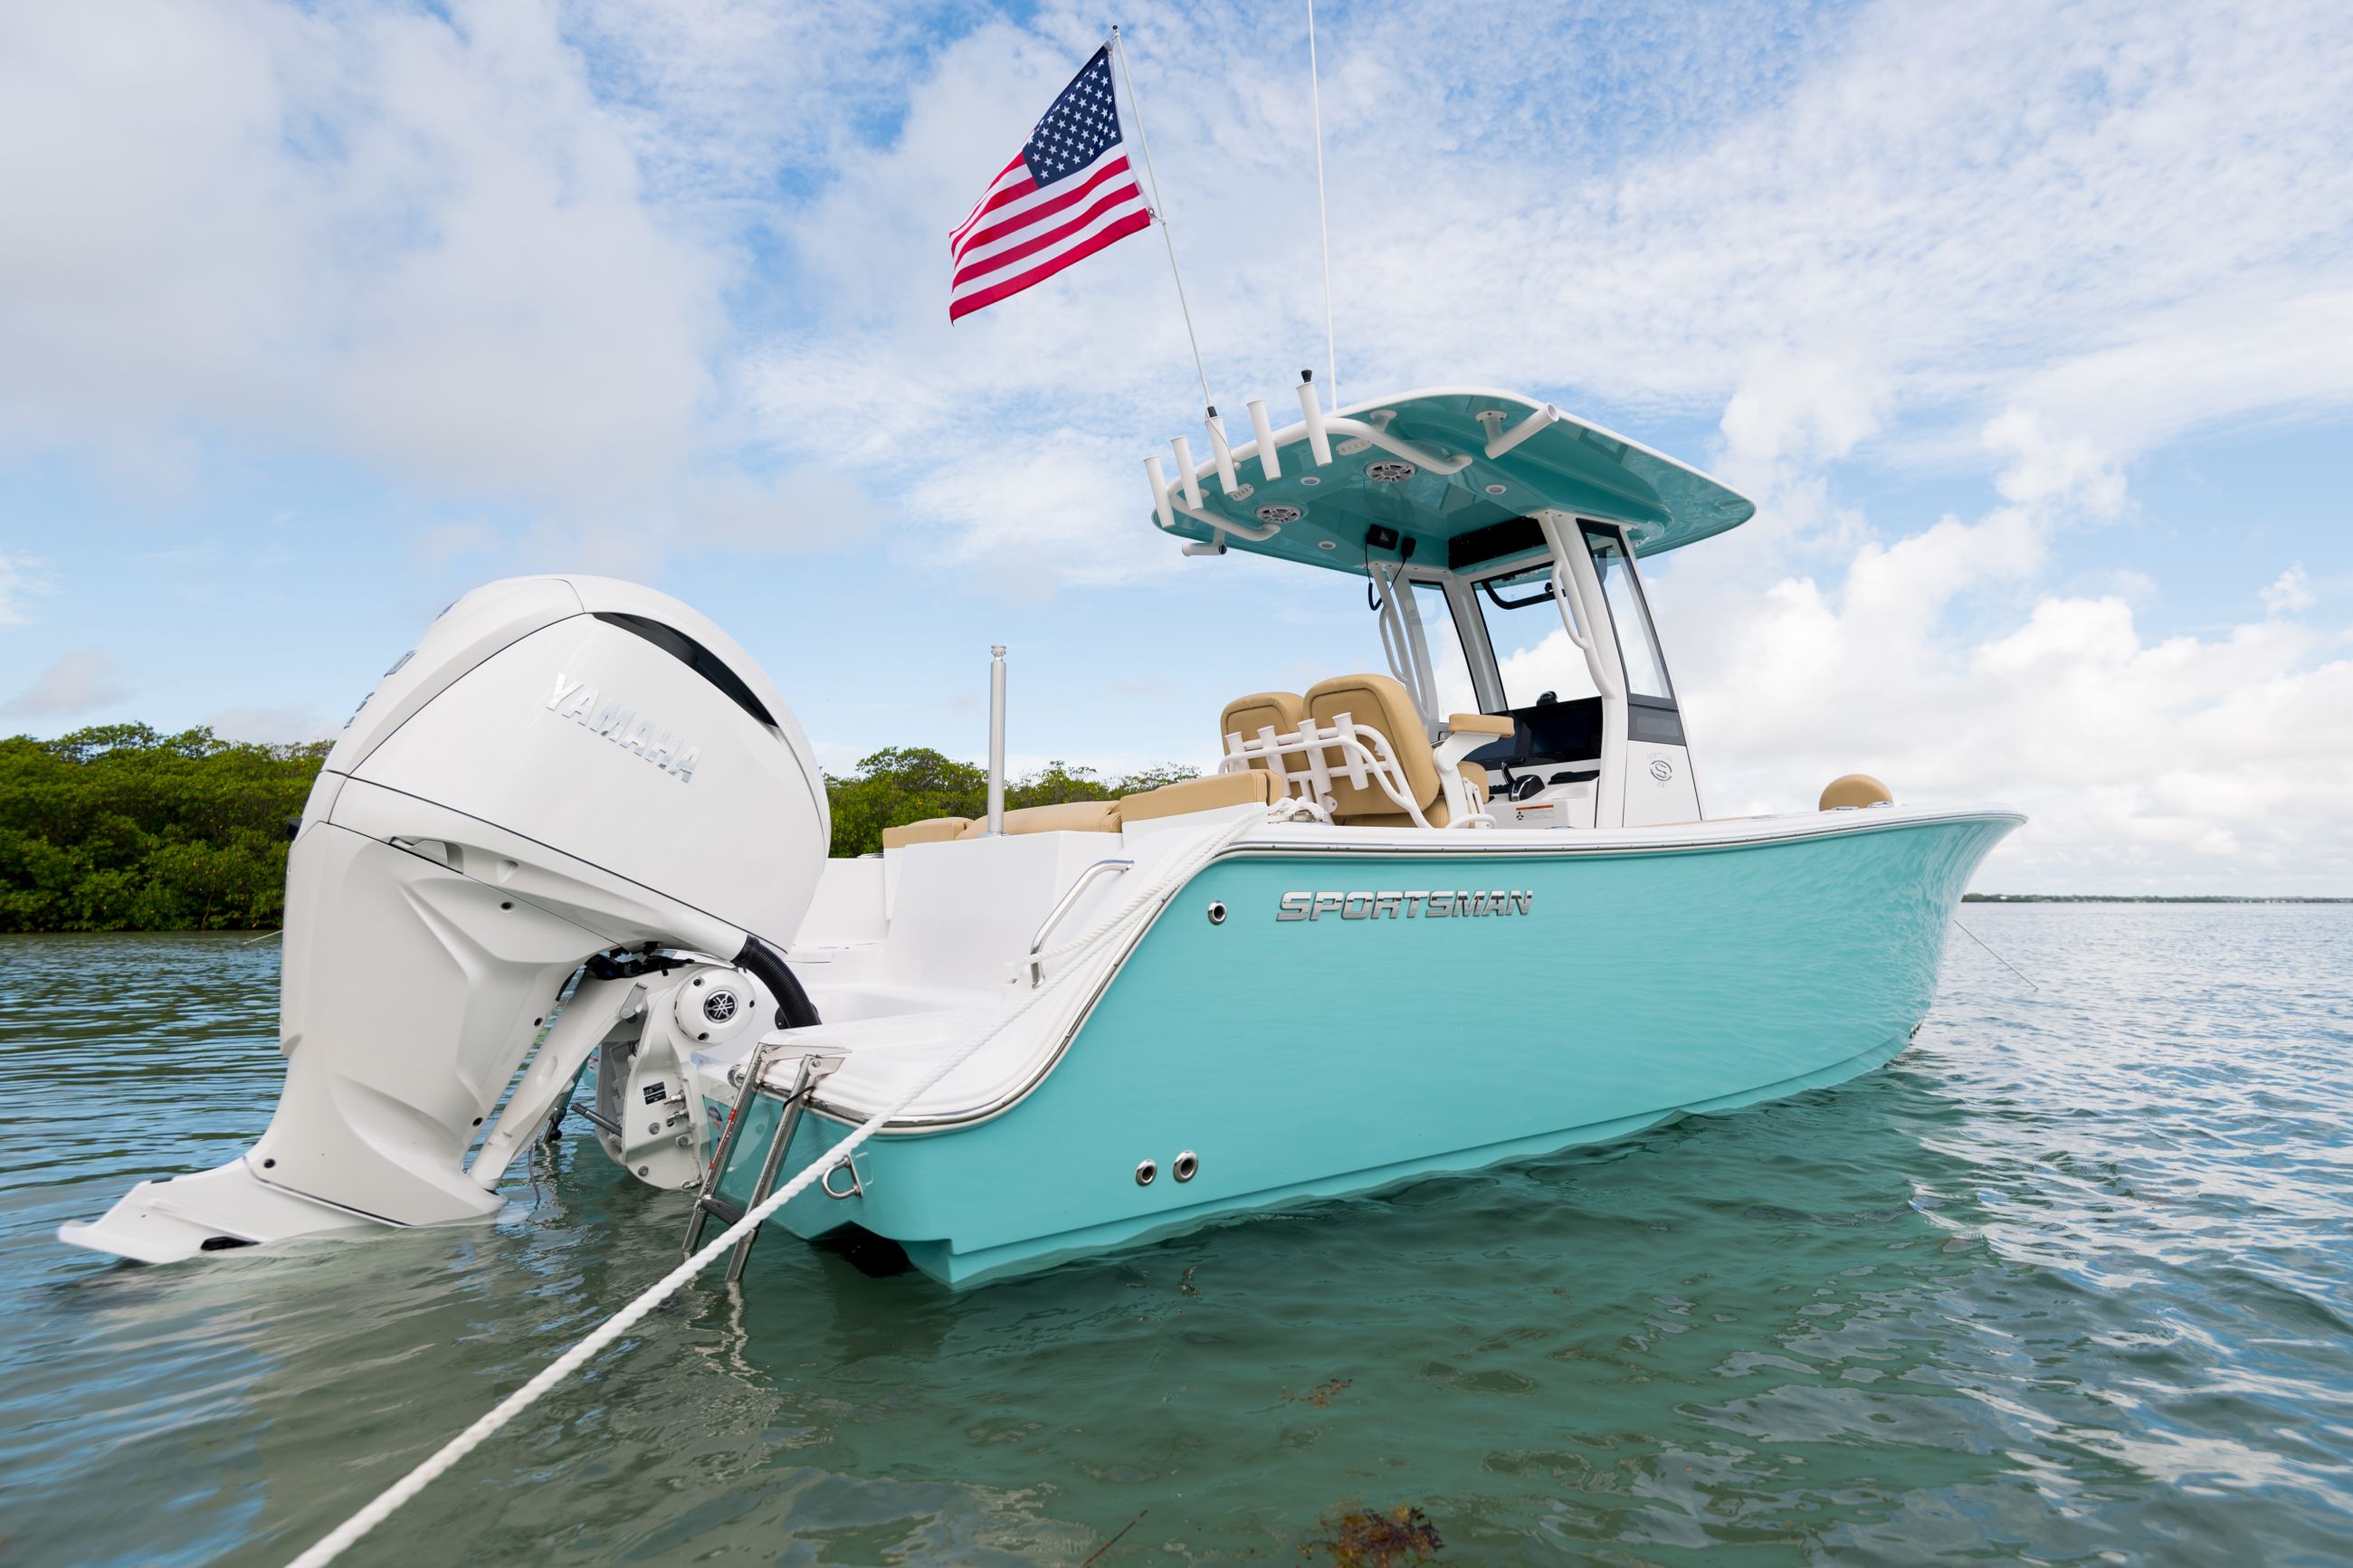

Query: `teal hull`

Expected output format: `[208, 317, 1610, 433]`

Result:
[770, 813, 2016, 1287]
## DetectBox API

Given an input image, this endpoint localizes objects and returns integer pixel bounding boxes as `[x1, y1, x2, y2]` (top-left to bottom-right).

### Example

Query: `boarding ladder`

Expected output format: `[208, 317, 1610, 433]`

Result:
[681, 1043, 855, 1281]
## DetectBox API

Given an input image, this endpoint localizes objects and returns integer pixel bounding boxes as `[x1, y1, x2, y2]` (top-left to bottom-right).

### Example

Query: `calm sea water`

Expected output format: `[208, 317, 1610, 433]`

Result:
[1, 908, 2348, 1566]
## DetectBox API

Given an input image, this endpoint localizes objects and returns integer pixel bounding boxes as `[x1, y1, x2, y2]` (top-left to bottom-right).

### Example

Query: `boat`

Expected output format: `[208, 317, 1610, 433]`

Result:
[62, 379, 2022, 1287]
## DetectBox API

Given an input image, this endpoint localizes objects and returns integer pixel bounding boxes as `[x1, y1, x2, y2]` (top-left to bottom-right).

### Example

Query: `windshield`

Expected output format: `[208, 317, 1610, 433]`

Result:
[1580, 527, 1673, 701]
[1407, 579, 1479, 717]
[1469, 561, 1602, 711]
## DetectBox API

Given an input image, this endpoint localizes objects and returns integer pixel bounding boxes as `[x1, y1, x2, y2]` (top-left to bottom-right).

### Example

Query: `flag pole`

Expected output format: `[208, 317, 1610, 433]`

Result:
[1306, 0, 1338, 405]
[1110, 24, 1215, 414]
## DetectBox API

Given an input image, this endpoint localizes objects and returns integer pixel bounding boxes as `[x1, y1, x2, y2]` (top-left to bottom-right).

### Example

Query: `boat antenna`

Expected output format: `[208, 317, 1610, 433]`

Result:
[1306, 0, 1338, 405]
[1111, 25, 1214, 415]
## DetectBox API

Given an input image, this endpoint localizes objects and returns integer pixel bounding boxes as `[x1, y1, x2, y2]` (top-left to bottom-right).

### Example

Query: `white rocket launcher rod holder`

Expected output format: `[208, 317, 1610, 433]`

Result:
[1478, 403, 1562, 460]
[1144, 454, 1177, 531]
[1169, 435, 1204, 508]
[1205, 408, 1240, 495]
[1297, 373, 1334, 466]
[1145, 375, 1491, 547]
[1246, 399, 1281, 481]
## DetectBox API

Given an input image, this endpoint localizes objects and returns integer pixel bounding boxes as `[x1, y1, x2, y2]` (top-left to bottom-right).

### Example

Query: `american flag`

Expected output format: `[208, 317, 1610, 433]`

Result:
[948, 46, 1151, 322]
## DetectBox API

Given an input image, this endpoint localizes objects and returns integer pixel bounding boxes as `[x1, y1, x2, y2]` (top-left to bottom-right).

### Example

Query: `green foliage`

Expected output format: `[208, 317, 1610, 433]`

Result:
[825, 747, 1198, 857]
[0, 728, 1205, 930]
[0, 724, 1200, 926]
[0, 724, 330, 932]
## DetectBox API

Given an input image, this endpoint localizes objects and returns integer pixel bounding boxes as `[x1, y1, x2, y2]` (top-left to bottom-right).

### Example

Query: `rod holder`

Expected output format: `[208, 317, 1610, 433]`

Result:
[986, 644, 1007, 834]
[1482, 403, 1560, 460]
[1298, 377, 1333, 466]
[1245, 399, 1281, 480]
[1205, 409, 1240, 495]
[1144, 454, 1177, 531]
[1170, 435, 1204, 508]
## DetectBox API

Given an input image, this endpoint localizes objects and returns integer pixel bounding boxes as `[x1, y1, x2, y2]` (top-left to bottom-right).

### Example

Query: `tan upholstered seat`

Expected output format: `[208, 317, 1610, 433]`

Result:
[881, 816, 971, 849]
[1819, 774, 1893, 811]
[1303, 672, 1457, 826]
[1118, 769, 1276, 824]
[956, 800, 1121, 837]
[1219, 691, 1308, 783]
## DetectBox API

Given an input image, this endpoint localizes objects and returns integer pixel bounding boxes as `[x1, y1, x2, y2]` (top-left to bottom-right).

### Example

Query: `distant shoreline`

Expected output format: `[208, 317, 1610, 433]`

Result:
[1964, 894, 2350, 904]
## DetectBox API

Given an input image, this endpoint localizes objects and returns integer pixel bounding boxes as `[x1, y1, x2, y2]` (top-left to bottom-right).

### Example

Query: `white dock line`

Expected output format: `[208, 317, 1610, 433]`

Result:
[283, 810, 1262, 1568]
[1951, 917, 2041, 992]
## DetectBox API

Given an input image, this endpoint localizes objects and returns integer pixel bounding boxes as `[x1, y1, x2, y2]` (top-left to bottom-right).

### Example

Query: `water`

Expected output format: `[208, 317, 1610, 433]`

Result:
[2, 908, 2348, 1566]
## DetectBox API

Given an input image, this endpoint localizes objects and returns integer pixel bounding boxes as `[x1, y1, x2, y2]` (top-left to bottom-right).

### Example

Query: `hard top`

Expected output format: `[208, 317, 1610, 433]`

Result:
[1153, 385, 1756, 575]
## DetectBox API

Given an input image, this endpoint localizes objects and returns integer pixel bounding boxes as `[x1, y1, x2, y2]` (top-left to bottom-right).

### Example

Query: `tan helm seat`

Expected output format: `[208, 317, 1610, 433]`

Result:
[1303, 672, 1456, 826]
[1219, 691, 1309, 788]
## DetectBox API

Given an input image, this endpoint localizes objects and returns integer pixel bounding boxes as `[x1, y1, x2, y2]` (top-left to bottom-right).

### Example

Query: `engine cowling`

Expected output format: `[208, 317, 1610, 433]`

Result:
[60, 575, 830, 1261]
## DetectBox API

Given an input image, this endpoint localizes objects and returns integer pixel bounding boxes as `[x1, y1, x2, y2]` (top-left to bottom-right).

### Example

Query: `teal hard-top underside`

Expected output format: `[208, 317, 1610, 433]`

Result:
[1154, 386, 1756, 575]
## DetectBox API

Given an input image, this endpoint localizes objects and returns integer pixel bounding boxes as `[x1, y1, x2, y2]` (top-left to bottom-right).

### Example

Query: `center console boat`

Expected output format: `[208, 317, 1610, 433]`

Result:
[64, 380, 2021, 1287]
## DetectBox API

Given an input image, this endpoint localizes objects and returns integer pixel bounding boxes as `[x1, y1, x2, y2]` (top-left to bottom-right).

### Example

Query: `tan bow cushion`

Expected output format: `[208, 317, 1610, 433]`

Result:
[1119, 770, 1276, 823]
[881, 816, 971, 849]
[957, 800, 1121, 837]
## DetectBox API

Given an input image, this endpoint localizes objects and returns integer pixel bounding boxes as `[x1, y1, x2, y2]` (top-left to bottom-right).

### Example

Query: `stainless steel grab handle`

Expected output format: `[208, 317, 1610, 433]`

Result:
[1026, 858, 1134, 986]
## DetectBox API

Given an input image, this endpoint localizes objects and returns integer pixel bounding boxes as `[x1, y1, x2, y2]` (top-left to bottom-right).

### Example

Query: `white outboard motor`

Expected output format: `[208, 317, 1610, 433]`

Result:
[61, 575, 831, 1262]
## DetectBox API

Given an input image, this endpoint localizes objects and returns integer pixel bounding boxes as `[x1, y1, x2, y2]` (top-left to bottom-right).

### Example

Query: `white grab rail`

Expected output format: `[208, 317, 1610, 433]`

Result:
[1026, 858, 1132, 985]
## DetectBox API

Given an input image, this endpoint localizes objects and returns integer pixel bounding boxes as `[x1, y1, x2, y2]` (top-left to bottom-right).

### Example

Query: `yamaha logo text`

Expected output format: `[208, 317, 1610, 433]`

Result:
[545, 673, 701, 781]
[1277, 889, 1535, 921]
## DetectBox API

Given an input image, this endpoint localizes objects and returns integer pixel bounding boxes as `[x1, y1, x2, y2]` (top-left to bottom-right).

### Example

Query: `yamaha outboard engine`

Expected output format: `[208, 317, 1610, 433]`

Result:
[62, 575, 830, 1262]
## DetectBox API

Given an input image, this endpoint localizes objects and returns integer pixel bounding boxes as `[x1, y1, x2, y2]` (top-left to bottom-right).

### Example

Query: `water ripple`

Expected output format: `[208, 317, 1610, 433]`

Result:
[1, 910, 2348, 1565]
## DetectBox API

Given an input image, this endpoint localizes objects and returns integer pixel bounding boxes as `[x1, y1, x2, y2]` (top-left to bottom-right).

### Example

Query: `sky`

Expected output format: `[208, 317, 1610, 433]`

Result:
[1, 0, 2348, 894]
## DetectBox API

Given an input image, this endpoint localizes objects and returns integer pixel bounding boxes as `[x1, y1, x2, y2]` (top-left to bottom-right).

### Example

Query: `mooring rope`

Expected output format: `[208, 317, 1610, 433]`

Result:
[283, 810, 1262, 1568]
[1951, 917, 2041, 992]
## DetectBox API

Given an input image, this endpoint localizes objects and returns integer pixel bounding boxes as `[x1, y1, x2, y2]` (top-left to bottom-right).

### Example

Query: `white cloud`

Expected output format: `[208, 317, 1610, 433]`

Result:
[1720, 348, 1890, 472]
[1984, 408, 2126, 518]
[2262, 563, 2316, 616]
[0, 550, 52, 624]
[1655, 412, 2353, 892]
[6, 650, 129, 718]
[7, 0, 2348, 562]
[0, 1, 722, 509]
[0, 0, 2346, 889]
[728, 0, 2353, 589]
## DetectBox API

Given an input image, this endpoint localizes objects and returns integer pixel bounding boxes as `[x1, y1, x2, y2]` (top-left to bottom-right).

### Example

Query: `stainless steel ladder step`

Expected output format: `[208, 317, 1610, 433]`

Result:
[683, 1045, 842, 1283]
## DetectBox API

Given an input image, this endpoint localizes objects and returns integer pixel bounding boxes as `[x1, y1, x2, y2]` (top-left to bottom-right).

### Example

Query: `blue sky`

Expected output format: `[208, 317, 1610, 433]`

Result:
[2, 0, 2348, 892]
